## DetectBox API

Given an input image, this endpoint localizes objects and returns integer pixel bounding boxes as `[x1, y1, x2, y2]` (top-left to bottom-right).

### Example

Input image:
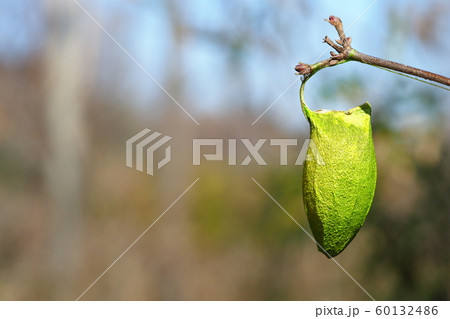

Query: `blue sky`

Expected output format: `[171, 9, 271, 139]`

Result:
[0, 0, 448, 131]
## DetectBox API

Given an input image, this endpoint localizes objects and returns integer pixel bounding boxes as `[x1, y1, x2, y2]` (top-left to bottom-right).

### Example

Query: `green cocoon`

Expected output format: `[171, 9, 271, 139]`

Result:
[301, 87, 377, 258]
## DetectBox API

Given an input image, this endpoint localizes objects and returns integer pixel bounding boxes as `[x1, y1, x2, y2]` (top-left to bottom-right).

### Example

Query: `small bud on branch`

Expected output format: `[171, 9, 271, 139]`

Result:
[295, 63, 312, 75]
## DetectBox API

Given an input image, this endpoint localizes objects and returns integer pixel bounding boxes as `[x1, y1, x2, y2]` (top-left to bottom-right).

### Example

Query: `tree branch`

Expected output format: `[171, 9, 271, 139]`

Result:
[349, 51, 450, 86]
[295, 15, 450, 87]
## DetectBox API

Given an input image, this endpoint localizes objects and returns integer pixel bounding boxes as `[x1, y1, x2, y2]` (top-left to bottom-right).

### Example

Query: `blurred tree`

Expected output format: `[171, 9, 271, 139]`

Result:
[43, 0, 91, 298]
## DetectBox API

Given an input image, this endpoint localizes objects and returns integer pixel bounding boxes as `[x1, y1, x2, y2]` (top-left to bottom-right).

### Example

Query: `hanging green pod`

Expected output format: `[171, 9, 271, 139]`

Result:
[300, 79, 377, 258]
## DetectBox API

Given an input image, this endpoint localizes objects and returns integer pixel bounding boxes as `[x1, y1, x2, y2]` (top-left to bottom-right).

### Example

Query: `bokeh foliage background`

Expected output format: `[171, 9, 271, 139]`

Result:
[0, 0, 448, 300]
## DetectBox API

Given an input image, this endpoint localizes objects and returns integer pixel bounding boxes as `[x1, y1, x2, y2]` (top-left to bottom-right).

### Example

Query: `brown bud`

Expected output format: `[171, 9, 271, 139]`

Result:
[326, 15, 342, 26]
[329, 59, 338, 66]
[295, 63, 312, 75]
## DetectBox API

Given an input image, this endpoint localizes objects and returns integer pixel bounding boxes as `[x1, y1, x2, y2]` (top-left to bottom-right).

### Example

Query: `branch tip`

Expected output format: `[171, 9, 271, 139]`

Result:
[325, 15, 342, 27]
[295, 63, 312, 76]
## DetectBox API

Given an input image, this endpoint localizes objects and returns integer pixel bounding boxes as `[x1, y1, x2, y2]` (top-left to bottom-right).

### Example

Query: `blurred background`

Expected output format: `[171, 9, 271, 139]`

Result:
[0, 0, 449, 300]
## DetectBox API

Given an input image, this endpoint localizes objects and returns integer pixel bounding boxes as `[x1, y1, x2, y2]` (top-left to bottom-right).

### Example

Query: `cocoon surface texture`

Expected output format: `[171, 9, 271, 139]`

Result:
[302, 103, 377, 257]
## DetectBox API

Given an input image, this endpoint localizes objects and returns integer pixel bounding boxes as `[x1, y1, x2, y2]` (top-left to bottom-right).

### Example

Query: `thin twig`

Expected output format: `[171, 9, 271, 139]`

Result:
[295, 15, 450, 87]
[350, 51, 450, 86]
[323, 36, 343, 53]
